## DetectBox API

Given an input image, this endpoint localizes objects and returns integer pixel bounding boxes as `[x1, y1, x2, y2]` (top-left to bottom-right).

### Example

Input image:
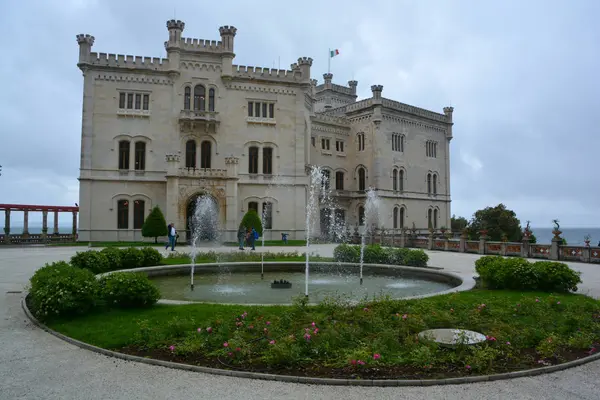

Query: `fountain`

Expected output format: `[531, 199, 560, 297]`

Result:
[359, 188, 381, 285]
[189, 195, 221, 291]
[305, 165, 326, 298]
[260, 174, 287, 280]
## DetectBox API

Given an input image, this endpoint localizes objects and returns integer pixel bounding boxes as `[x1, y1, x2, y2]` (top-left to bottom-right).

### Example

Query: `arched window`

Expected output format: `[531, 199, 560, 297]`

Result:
[248, 146, 259, 174]
[392, 169, 398, 191]
[428, 208, 433, 229]
[134, 142, 146, 171]
[118, 141, 130, 170]
[321, 170, 330, 191]
[248, 201, 258, 213]
[427, 173, 432, 195]
[400, 207, 405, 228]
[117, 200, 129, 229]
[184, 86, 191, 110]
[358, 167, 366, 191]
[433, 209, 438, 229]
[208, 88, 215, 112]
[393, 207, 398, 229]
[262, 147, 273, 174]
[335, 171, 344, 190]
[433, 173, 438, 195]
[200, 141, 211, 169]
[399, 169, 404, 191]
[193, 85, 206, 111]
[357, 133, 365, 151]
[358, 206, 365, 226]
[185, 140, 196, 168]
[133, 200, 145, 229]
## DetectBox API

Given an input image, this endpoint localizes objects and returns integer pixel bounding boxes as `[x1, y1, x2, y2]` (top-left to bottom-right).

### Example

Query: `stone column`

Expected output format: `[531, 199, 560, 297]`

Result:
[551, 237, 561, 260]
[72, 211, 78, 240]
[478, 230, 488, 255]
[583, 247, 591, 263]
[459, 232, 467, 253]
[400, 230, 406, 248]
[42, 211, 48, 240]
[3, 209, 10, 244]
[22, 210, 29, 236]
[53, 211, 59, 234]
[427, 231, 434, 250]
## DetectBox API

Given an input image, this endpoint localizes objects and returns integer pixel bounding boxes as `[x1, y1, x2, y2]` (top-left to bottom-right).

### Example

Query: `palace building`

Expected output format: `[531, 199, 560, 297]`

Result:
[75, 20, 454, 242]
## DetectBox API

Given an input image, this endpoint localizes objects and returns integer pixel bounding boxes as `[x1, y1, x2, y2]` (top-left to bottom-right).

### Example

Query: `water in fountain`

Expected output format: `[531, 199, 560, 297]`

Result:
[189, 195, 222, 290]
[305, 165, 326, 297]
[259, 174, 288, 279]
[359, 188, 382, 285]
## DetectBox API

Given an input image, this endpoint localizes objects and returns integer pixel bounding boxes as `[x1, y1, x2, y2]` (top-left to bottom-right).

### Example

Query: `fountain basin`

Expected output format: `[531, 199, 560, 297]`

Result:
[106, 262, 468, 305]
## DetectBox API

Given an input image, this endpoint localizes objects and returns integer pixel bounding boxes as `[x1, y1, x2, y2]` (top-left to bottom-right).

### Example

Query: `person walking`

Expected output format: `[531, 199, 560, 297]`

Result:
[168, 223, 177, 251]
[238, 225, 246, 250]
[165, 223, 172, 250]
[250, 227, 258, 251]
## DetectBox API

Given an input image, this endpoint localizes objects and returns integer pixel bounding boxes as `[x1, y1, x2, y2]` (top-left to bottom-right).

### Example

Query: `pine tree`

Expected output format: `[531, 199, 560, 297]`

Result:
[239, 210, 263, 236]
[142, 206, 168, 243]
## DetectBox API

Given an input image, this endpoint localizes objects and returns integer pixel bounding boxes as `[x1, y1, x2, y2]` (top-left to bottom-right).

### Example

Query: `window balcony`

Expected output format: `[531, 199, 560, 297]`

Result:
[179, 110, 220, 133]
[117, 109, 151, 118]
[178, 168, 227, 179]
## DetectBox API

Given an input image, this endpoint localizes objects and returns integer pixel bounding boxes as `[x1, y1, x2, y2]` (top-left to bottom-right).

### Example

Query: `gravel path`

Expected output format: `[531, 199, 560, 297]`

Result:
[2, 245, 600, 400]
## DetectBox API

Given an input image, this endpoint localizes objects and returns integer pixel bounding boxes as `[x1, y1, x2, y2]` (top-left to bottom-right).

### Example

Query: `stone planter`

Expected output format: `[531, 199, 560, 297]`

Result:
[271, 280, 292, 289]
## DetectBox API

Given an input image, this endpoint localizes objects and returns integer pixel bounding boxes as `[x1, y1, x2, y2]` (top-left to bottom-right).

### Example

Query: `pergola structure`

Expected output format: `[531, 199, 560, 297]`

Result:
[0, 203, 79, 244]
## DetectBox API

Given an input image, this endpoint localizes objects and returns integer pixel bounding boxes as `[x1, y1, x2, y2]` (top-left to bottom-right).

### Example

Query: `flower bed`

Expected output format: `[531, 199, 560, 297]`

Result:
[44, 290, 600, 379]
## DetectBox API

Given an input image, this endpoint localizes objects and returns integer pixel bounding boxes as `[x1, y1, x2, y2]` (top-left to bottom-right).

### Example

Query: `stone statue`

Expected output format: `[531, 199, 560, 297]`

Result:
[525, 220, 530, 232]
[552, 219, 560, 231]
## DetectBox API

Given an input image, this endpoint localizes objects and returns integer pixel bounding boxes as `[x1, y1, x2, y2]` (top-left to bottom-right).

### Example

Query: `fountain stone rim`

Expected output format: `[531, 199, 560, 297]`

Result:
[99, 261, 474, 306]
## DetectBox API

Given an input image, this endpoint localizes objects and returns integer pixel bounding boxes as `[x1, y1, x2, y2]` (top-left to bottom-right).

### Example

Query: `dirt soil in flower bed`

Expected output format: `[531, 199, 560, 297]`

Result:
[117, 345, 598, 380]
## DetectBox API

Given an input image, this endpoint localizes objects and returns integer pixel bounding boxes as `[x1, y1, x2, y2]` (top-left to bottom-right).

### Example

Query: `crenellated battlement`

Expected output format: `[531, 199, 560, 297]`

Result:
[179, 37, 223, 52]
[166, 19, 185, 30]
[87, 52, 170, 71]
[76, 34, 95, 45]
[231, 64, 303, 83]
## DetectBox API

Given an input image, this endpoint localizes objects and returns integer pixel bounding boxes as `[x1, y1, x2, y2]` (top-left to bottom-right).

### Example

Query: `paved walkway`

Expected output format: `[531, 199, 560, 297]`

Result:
[2, 245, 600, 399]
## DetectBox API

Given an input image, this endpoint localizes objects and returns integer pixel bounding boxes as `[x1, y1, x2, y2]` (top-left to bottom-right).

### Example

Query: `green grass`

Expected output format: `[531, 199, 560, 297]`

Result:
[224, 240, 307, 247]
[46, 290, 600, 377]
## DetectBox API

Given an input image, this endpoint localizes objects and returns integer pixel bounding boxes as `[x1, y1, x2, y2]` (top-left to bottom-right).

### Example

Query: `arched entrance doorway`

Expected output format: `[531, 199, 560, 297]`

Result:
[186, 193, 220, 243]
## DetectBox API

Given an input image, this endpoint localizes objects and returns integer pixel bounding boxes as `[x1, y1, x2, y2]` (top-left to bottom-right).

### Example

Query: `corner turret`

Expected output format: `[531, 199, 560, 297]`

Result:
[76, 34, 95, 66]
[323, 73, 333, 89]
[165, 19, 185, 72]
[443, 106, 454, 139]
[297, 57, 313, 83]
[219, 25, 237, 78]
[348, 80, 358, 95]
[371, 85, 383, 104]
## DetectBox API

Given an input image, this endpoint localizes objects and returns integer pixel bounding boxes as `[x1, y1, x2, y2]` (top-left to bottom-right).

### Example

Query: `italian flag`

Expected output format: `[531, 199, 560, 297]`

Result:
[330, 49, 340, 58]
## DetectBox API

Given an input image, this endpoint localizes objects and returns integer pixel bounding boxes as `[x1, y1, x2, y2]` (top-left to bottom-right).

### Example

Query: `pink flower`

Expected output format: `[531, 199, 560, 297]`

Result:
[535, 298, 540, 302]
[465, 365, 471, 370]
[169, 345, 175, 352]
[363, 307, 369, 312]
[223, 342, 229, 347]
[236, 347, 241, 352]
[197, 328, 202, 332]
[236, 322, 243, 327]
[305, 328, 310, 333]
[311, 322, 316, 327]
[248, 325, 254, 329]
[557, 301, 561, 305]
[506, 341, 511, 345]
[304, 333, 311, 341]
[350, 359, 357, 365]
[228, 352, 233, 357]
[269, 340, 276, 345]
[486, 335, 497, 342]
[357, 360, 365, 365]
[402, 314, 408, 320]
[266, 321, 271, 325]
[206, 327, 213, 333]
[313, 328, 319, 334]
[373, 353, 381, 360]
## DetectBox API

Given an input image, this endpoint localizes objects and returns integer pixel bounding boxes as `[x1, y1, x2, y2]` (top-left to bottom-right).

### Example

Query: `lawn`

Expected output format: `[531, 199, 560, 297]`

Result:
[45, 290, 600, 379]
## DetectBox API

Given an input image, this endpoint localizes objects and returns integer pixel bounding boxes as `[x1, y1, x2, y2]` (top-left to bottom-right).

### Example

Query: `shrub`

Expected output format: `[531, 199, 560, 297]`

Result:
[239, 210, 263, 236]
[140, 247, 162, 267]
[29, 262, 99, 320]
[70, 250, 110, 274]
[100, 247, 123, 271]
[142, 206, 168, 243]
[475, 256, 581, 293]
[332, 244, 429, 268]
[99, 272, 161, 308]
[119, 247, 145, 269]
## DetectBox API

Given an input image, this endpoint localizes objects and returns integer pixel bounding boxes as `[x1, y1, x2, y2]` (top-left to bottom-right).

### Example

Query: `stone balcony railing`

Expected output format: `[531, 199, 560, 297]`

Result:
[178, 167, 227, 178]
[1, 233, 76, 245]
[179, 110, 220, 123]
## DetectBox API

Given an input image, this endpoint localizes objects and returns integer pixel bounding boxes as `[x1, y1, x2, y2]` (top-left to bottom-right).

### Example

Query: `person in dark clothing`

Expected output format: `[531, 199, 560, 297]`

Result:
[247, 227, 256, 251]
[238, 226, 246, 250]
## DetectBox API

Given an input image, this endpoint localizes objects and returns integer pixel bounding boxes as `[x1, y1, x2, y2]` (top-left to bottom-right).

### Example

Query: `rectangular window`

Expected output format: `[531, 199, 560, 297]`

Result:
[269, 103, 274, 118]
[336, 140, 344, 152]
[262, 103, 268, 119]
[117, 200, 129, 229]
[118, 141, 130, 170]
[262, 147, 273, 175]
[248, 102, 253, 117]
[119, 93, 126, 109]
[321, 138, 330, 151]
[254, 102, 261, 117]
[135, 93, 141, 110]
[248, 201, 258, 213]
[311, 137, 315, 147]
[143, 94, 149, 110]
[126, 93, 134, 109]
[248, 147, 259, 174]
[133, 200, 145, 229]
[134, 142, 146, 171]
[335, 171, 344, 190]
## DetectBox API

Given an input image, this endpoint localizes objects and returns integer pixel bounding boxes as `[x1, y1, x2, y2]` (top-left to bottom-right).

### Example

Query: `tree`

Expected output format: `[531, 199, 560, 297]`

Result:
[451, 215, 469, 232]
[239, 210, 263, 236]
[142, 206, 168, 243]
[468, 203, 522, 242]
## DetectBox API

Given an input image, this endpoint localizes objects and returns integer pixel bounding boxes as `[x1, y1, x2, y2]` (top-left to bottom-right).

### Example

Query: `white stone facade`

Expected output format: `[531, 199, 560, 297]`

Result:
[75, 20, 453, 242]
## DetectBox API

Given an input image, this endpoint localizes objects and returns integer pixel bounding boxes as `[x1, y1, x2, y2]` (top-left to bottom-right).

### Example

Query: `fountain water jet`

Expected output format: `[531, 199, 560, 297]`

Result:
[359, 188, 381, 285]
[189, 195, 221, 291]
[305, 165, 326, 298]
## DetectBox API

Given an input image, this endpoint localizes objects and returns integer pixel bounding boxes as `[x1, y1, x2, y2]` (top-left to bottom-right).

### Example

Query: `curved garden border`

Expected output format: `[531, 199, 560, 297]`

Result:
[102, 261, 473, 305]
[22, 296, 600, 386]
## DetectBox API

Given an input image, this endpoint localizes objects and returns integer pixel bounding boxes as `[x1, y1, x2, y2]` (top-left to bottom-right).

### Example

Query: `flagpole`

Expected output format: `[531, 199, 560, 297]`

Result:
[328, 48, 330, 74]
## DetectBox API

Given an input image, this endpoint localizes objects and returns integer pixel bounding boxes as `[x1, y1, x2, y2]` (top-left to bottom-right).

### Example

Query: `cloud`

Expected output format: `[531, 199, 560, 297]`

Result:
[0, 0, 598, 229]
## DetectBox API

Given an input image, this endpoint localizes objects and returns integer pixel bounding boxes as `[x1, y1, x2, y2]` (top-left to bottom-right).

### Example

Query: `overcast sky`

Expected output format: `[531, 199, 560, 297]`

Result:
[0, 0, 598, 228]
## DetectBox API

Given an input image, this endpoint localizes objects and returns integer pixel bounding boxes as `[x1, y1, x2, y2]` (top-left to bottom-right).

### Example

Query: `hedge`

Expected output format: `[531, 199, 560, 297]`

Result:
[333, 244, 429, 268]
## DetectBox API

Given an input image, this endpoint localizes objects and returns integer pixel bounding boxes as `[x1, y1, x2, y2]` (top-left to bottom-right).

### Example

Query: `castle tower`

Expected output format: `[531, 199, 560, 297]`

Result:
[443, 106, 454, 140]
[219, 25, 237, 78]
[323, 73, 333, 109]
[165, 19, 185, 72]
[76, 34, 95, 65]
[297, 57, 313, 84]
[371, 85, 383, 104]
[348, 80, 358, 96]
